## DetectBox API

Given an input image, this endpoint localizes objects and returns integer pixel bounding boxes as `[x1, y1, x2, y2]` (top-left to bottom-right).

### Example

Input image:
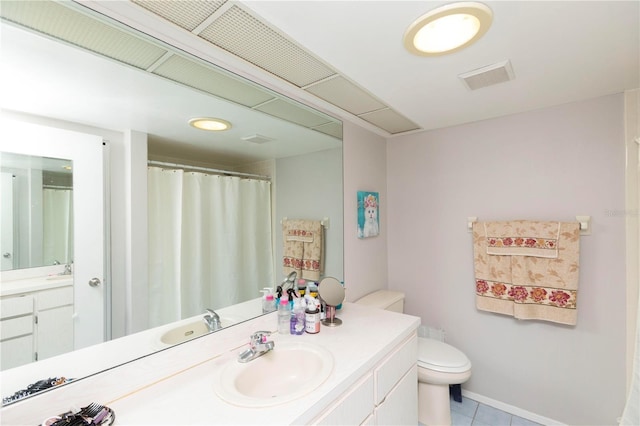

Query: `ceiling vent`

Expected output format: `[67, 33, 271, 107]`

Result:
[459, 59, 515, 90]
[241, 134, 273, 144]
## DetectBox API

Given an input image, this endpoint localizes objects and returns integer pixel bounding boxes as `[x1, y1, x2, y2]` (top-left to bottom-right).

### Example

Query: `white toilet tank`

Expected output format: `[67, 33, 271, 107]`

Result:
[355, 290, 405, 313]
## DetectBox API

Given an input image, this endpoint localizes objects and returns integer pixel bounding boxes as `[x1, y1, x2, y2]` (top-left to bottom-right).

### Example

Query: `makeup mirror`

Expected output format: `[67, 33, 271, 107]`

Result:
[318, 277, 345, 327]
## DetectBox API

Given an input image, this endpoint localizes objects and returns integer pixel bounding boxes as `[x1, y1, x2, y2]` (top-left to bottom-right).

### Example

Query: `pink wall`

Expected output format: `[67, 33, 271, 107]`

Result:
[385, 94, 626, 424]
[342, 121, 388, 302]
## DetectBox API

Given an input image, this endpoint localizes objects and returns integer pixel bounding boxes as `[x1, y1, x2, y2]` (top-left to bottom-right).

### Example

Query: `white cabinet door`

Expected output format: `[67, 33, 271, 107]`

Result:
[375, 365, 418, 426]
[37, 306, 74, 360]
[0, 119, 105, 350]
[1, 335, 34, 369]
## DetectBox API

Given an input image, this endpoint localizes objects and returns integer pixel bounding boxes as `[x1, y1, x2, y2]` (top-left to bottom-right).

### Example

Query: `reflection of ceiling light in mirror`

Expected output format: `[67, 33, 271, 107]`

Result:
[62, 165, 72, 171]
[188, 117, 232, 131]
[404, 2, 492, 56]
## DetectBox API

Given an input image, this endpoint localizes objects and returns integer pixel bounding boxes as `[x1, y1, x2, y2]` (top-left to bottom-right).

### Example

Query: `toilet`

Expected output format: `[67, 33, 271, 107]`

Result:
[355, 290, 471, 426]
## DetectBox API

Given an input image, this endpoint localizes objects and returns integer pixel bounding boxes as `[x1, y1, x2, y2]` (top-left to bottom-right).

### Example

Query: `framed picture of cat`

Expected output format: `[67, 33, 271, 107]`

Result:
[357, 191, 379, 238]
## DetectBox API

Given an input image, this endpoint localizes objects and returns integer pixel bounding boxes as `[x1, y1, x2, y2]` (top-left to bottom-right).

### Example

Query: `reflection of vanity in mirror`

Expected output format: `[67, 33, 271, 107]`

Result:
[0, 0, 343, 404]
[0, 152, 76, 370]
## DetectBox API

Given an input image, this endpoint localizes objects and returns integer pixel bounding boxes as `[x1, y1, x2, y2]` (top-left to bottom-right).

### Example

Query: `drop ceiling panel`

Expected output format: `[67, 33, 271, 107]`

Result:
[198, 5, 336, 87]
[152, 54, 276, 107]
[313, 122, 343, 140]
[1, 0, 167, 70]
[359, 109, 421, 135]
[255, 99, 333, 128]
[306, 76, 386, 115]
[131, 0, 226, 32]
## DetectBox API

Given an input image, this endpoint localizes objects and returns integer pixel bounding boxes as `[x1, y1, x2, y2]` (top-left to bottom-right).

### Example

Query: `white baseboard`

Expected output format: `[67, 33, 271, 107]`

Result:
[461, 389, 567, 426]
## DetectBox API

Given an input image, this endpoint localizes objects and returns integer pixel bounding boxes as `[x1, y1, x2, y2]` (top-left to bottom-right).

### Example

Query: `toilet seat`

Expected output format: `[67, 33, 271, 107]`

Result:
[417, 337, 471, 374]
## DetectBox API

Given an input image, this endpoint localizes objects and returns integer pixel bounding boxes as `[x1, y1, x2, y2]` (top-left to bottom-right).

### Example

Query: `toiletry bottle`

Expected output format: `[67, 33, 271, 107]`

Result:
[277, 296, 291, 334]
[290, 298, 306, 335]
[287, 288, 296, 309]
[261, 288, 276, 313]
[336, 281, 344, 310]
[297, 279, 307, 297]
[305, 298, 320, 334]
[309, 282, 318, 299]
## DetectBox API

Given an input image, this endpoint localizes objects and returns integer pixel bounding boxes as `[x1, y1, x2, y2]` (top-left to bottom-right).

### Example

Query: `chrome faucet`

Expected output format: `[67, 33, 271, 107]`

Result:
[63, 263, 73, 275]
[238, 331, 274, 363]
[203, 308, 222, 332]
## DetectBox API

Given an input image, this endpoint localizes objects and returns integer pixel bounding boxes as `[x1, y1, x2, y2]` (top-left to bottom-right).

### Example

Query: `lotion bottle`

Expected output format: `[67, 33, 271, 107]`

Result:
[304, 298, 320, 334]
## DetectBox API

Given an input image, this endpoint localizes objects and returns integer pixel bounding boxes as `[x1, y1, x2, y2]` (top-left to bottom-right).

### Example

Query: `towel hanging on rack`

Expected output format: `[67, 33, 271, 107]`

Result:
[282, 219, 324, 281]
[473, 220, 581, 325]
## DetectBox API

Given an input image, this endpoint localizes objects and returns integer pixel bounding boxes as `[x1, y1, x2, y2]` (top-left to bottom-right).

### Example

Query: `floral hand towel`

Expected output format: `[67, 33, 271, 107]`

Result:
[484, 221, 561, 258]
[282, 219, 324, 281]
[473, 220, 581, 325]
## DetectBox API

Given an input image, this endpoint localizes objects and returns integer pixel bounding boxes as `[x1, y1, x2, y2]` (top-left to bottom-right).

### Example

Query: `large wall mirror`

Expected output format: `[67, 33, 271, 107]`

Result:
[0, 0, 343, 403]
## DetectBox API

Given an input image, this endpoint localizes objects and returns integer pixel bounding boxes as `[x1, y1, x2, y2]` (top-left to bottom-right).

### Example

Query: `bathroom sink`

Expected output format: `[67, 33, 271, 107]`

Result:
[213, 341, 334, 407]
[46, 275, 73, 281]
[160, 321, 211, 345]
[159, 316, 240, 345]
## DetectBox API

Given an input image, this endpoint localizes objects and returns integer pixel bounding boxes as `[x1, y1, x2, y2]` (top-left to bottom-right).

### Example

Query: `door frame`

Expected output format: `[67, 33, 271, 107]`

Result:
[0, 117, 108, 350]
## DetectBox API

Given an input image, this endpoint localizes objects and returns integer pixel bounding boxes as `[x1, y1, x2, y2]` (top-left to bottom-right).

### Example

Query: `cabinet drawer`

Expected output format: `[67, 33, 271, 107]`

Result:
[37, 286, 73, 310]
[1, 315, 34, 340]
[0, 295, 34, 319]
[374, 333, 417, 405]
[313, 373, 374, 426]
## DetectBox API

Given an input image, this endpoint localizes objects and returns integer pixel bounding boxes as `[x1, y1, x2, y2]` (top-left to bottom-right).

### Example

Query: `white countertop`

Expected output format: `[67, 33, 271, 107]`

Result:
[0, 298, 264, 399]
[0, 302, 419, 425]
[0, 275, 73, 297]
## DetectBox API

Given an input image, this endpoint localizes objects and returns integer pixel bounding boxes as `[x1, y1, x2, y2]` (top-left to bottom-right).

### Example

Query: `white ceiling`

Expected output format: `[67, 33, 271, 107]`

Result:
[242, 0, 639, 134]
[1, 0, 638, 160]
[0, 7, 342, 167]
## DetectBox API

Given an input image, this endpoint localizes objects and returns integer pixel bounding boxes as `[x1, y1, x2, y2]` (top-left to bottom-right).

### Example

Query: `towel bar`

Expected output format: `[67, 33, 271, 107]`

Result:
[467, 216, 591, 235]
[281, 217, 330, 229]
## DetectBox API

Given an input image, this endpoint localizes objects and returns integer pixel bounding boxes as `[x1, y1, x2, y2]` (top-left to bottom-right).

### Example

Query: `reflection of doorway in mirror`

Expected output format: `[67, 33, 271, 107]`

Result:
[43, 184, 74, 267]
[1, 172, 14, 270]
[0, 118, 106, 353]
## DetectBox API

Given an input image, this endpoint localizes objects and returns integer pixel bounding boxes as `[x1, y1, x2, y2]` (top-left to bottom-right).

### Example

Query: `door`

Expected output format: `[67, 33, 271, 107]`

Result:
[0, 117, 105, 350]
[1, 172, 14, 270]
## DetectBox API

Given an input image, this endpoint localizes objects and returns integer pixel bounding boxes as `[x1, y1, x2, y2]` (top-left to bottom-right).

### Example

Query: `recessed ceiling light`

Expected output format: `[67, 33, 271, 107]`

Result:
[188, 117, 232, 131]
[403, 2, 493, 57]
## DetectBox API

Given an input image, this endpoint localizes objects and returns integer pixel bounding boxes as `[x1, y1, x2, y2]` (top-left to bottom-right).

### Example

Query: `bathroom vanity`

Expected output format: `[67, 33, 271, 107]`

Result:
[1, 276, 73, 370]
[0, 302, 419, 425]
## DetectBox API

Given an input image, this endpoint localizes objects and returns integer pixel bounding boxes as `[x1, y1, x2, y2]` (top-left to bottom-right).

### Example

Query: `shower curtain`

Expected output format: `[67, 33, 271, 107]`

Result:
[147, 167, 274, 328]
[43, 188, 73, 266]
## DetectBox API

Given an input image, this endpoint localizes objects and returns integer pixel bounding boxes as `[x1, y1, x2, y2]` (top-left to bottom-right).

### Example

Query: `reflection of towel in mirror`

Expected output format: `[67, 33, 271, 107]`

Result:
[473, 220, 580, 325]
[282, 219, 324, 281]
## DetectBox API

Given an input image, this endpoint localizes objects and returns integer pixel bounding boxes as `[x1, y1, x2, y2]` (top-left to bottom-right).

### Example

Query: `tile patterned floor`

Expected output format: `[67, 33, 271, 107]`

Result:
[449, 396, 543, 426]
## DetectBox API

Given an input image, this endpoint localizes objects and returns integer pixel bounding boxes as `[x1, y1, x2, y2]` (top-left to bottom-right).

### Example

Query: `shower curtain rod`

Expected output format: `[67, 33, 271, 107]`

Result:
[43, 185, 73, 190]
[147, 160, 270, 180]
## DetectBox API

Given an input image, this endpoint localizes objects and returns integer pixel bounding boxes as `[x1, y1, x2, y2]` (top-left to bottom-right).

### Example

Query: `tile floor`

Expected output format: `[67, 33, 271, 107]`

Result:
[449, 396, 543, 426]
